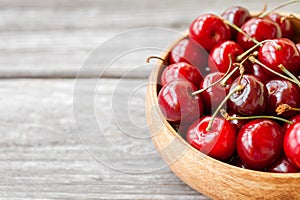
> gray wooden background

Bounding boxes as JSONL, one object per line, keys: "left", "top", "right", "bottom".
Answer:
{"left": 1, "top": 0, "right": 298, "bottom": 199}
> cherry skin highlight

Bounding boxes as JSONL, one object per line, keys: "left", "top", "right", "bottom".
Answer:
{"left": 284, "top": 121, "right": 300, "bottom": 169}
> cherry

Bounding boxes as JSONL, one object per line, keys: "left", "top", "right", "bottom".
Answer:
{"left": 284, "top": 121, "right": 300, "bottom": 169}
{"left": 221, "top": 6, "right": 251, "bottom": 38}
{"left": 228, "top": 75, "right": 268, "bottom": 116}
{"left": 226, "top": 110, "right": 248, "bottom": 132}
{"left": 228, "top": 154, "right": 249, "bottom": 169}
{"left": 266, "top": 79, "right": 300, "bottom": 118}
{"left": 161, "top": 62, "right": 203, "bottom": 87}
{"left": 258, "top": 38, "right": 300, "bottom": 76}
{"left": 237, "top": 17, "right": 282, "bottom": 50}
{"left": 246, "top": 63, "right": 271, "bottom": 83}
{"left": 268, "top": 156, "right": 299, "bottom": 173}
{"left": 237, "top": 119, "right": 284, "bottom": 170}
{"left": 169, "top": 38, "right": 209, "bottom": 75}
{"left": 283, "top": 114, "right": 300, "bottom": 131}
{"left": 200, "top": 72, "right": 232, "bottom": 114}
{"left": 208, "top": 40, "right": 244, "bottom": 78}
{"left": 267, "top": 13, "right": 294, "bottom": 39}
{"left": 189, "top": 14, "right": 231, "bottom": 52}
{"left": 296, "top": 43, "right": 300, "bottom": 54}
{"left": 158, "top": 79, "right": 203, "bottom": 122}
{"left": 186, "top": 116, "right": 236, "bottom": 160}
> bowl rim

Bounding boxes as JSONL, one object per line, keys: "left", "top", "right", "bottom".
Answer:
{"left": 149, "top": 12, "right": 300, "bottom": 178}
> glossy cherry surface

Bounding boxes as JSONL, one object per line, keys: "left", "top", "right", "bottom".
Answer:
{"left": 228, "top": 75, "right": 267, "bottom": 116}
{"left": 161, "top": 62, "right": 203, "bottom": 87}
{"left": 200, "top": 72, "right": 232, "bottom": 114}
{"left": 284, "top": 121, "right": 300, "bottom": 168}
{"left": 283, "top": 114, "right": 300, "bottom": 131}
{"left": 169, "top": 38, "right": 209, "bottom": 75}
{"left": 258, "top": 38, "right": 300, "bottom": 75}
{"left": 208, "top": 40, "right": 244, "bottom": 78}
{"left": 186, "top": 116, "right": 236, "bottom": 160}
{"left": 268, "top": 156, "right": 299, "bottom": 173}
{"left": 189, "top": 14, "right": 231, "bottom": 52}
{"left": 158, "top": 79, "right": 203, "bottom": 122}
{"left": 246, "top": 63, "right": 271, "bottom": 83}
{"left": 237, "top": 17, "right": 282, "bottom": 50}
{"left": 221, "top": 6, "right": 251, "bottom": 38}
{"left": 266, "top": 79, "right": 300, "bottom": 118}
{"left": 237, "top": 119, "right": 284, "bottom": 170}
{"left": 267, "top": 13, "right": 294, "bottom": 39}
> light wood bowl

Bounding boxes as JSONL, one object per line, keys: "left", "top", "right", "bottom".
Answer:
{"left": 146, "top": 13, "right": 300, "bottom": 200}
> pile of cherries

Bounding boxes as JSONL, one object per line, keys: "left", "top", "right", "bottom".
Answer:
{"left": 155, "top": 3, "right": 300, "bottom": 172}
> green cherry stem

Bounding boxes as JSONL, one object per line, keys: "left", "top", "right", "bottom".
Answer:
{"left": 222, "top": 18, "right": 260, "bottom": 45}
{"left": 278, "top": 64, "right": 300, "bottom": 87}
{"left": 259, "top": 0, "right": 299, "bottom": 18}
{"left": 192, "top": 54, "right": 233, "bottom": 96}
{"left": 236, "top": 39, "right": 281, "bottom": 62}
{"left": 220, "top": 109, "right": 293, "bottom": 124}
{"left": 248, "top": 56, "right": 298, "bottom": 84}
{"left": 206, "top": 84, "right": 245, "bottom": 131}
{"left": 146, "top": 56, "right": 168, "bottom": 66}
{"left": 276, "top": 104, "right": 300, "bottom": 115}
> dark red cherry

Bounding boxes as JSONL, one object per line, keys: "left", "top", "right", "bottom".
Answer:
{"left": 158, "top": 79, "right": 203, "bottom": 123}
{"left": 208, "top": 41, "right": 244, "bottom": 78}
{"left": 221, "top": 6, "right": 251, "bottom": 38}
{"left": 246, "top": 63, "right": 271, "bottom": 83}
{"left": 266, "top": 79, "right": 300, "bottom": 118}
{"left": 237, "top": 119, "right": 284, "bottom": 170}
{"left": 169, "top": 38, "right": 209, "bottom": 75}
{"left": 186, "top": 116, "right": 236, "bottom": 161}
{"left": 284, "top": 121, "right": 300, "bottom": 169}
{"left": 237, "top": 18, "right": 282, "bottom": 50}
{"left": 228, "top": 75, "right": 268, "bottom": 116}
{"left": 228, "top": 154, "right": 249, "bottom": 169}
{"left": 268, "top": 156, "right": 299, "bottom": 173}
{"left": 189, "top": 14, "right": 231, "bottom": 52}
{"left": 267, "top": 13, "right": 294, "bottom": 39}
{"left": 200, "top": 72, "right": 232, "bottom": 114}
{"left": 161, "top": 62, "right": 203, "bottom": 87}
{"left": 258, "top": 38, "right": 300, "bottom": 75}
{"left": 283, "top": 114, "right": 300, "bottom": 131}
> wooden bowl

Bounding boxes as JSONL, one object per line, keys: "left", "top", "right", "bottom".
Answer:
{"left": 146, "top": 13, "right": 300, "bottom": 200}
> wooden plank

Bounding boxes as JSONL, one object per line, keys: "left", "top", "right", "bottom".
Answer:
{"left": 0, "top": 0, "right": 297, "bottom": 78}
{"left": 0, "top": 78, "right": 209, "bottom": 199}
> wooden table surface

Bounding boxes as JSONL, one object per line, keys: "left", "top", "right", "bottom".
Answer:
{"left": 1, "top": 0, "right": 299, "bottom": 199}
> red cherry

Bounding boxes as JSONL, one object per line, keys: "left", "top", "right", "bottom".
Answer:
{"left": 200, "top": 72, "right": 232, "bottom": 114}
{"left": 283, "top": 114, "right": 300, "bottom": 131}
{"left": 267, "top": 13, "right": 294, "bottom": 39}
{"left": 237, "top": 119, "right": 284, "bottom": 170}
{"left": 186, "top": 116, "right": 236, "bottom": 161}
{"left": 258, "top": 38, "right": 300, "bottom": 75}
{"left": 169, "top": 38, "right": 209, "bottom": 75}
{"left": 296, "top": 43, "right": 300, "bottom": 53}
{"left": 221, "top": 6, "right": 251, "bottom": 38}
{"left": 158, "top": 79, "right": 203, "bottom": 123}
{"left": 226, "top": 111, "right": 248, "bottom": 132}
{"left": 268, "top": 156, "right": 299, "bottom": 173}
{"left": 228, "top": 154, "right": 249, "bottom": 169}
{"left": 189, "top": 14, "right": 231, "bottom": 52}
{"left": 246, "top": 63, "right": 272, "bottom": 83}
{"left": 228, "top": 75, "right": 268, "bottom": 116}
{"left": 284, "top": 121, "right": 300, "bottom": 169}
{"left": 237, "top": 18, "right": 282, "bottom": 50}
{"left": 208, "top": 40, "right": 244, "bottom": 78}
{"left": 161, "top": 62, "right": 203, "bottom": 87}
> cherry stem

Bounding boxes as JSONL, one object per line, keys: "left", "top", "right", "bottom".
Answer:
{"left": 192, "top": 54, "right": 233, "bottom": 96}
{"left": 248, "top": 56, "right": 298, "bottom": 84}
{"left": 146, "top": 56, "right": 168, "bottom": 66}
{"left": 220, "top": 109, "right": 293, "bottom": 124}
{"left": 219, "top": 65, "right": 239, "bottom": 86}
{"left": 206, "top": 84, "right": 245, "bottom": 131}
{"left": 253, "top": 4, "right": 267, "bottom": 17}
{"left": 276, "top": 104, "right": 300, "bottom": 115}
{"left": 278, "top": 64, "right": 300, "bottom": 87}
{"left": 222, "top": 18, "right": 260, "bottom": 45}
{"left": 236, "top": 39, "right": 281, "bottom": 62}
{"left": 259, "top": 0, "right": 299, "bottom": 18}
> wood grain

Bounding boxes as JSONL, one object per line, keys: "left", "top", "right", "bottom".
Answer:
{"left": 1, "top": 0, "right": 298, "bottom": 78}
{"left": 0, "top": 78, "right": 209, "bottom": 199}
